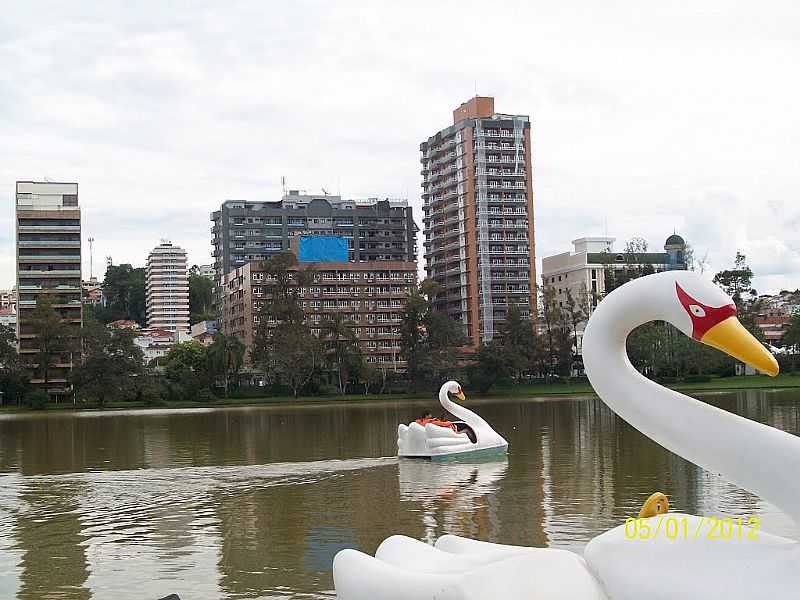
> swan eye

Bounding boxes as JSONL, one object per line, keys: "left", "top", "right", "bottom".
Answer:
{"left": 689, "top": 304, "right": 706, "bottom": 318}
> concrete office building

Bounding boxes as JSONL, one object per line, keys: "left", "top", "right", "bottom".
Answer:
{"left": 145, "top": 241, "right": 189, "bottom": 334}
{"left": 421, "top": 96, "right": 536, "bottom": 345}
{"left": 210, "top": 191, "right": 417, "bottom": 302}
{"left": 15, "top": 181, "right": 82, "bottom": 399}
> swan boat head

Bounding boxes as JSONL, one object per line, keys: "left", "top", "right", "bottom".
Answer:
{"left": 441, "top": 380, "right": 466, "bottom": 402}
{"left": 650, "top": 272, "right": 777, "bottom": 376}
{"left": 638, "top": 491, "right": 669, "bottom": 518}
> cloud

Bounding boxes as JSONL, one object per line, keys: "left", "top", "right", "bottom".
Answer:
{"left": 1, "top": 0, "right": 799, "bottom": 296}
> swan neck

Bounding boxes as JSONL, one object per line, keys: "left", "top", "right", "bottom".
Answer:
{"left": 583, "top": 273, "right": 800, "bottom": 527}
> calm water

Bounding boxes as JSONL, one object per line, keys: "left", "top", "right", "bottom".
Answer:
{"left": 1, "top": 390, "right": 799, "bottom": 599}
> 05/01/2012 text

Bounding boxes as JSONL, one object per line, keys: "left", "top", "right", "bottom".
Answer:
{"left": 624, "top": 516, "right": 761, "bottom": 542}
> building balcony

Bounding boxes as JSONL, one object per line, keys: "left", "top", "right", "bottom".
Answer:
{"left": 18, "top": 270, "right": 81, "bottom": 278}
{"left": 18, "top": 256, "right": 81, "bottom": 262}
{"left": 17, "top": 240, "right": 81, "bottom": 247}
{"left": 17, "top": 226, "right": 81, "bottom": 233}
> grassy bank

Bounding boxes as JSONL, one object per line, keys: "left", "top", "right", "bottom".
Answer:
{"left": 2, "top": 373, "right": 799, "bottom": 413}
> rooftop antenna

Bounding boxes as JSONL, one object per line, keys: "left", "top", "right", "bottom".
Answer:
{"left": 281, "top": 176, "right": 287, "bottom": 197}
{"left": 88, "top": 236, "right": 95, "bottom": 279}
{"left": 322, "top": 187, "right": 328, "bottom": 195}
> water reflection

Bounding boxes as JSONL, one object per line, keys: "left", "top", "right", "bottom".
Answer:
{"left": 16, "top": 478, "right": 91, "bottom": 600}
{"left": 398, "top": 458, "right": 508, "bottom": 543}
{"left": 0, "top": 389, "right": 798, "bottom": 598}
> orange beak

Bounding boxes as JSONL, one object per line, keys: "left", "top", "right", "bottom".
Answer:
{"left": 700, "top": 317, "right": 779, "bottom": 377}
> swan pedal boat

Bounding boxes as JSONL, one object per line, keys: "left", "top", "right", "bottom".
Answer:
{"left": 397, "top": 381, "right": 508, "bottom": 461}
{"left": 336, "top": 271, "right": 800, "bottom": 599}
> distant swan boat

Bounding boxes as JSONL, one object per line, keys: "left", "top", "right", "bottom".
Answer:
{"left": 397, "top": 381, "right": 508, "bottom": 460}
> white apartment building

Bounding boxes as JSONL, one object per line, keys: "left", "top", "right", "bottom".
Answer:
{"left": 145, "top": 241, "right": 189, "bottom": 334}
{"left": 541, "top": 237, "right": 615, "bottom": 312}
{"left": 196, "top": 264, "right": 215, "bottom": 280}
{"left": 0, "top": 288, "right": 17, "bottom": 313}
{"left": 541, "top": 234, "right": 688, "bottom": 356}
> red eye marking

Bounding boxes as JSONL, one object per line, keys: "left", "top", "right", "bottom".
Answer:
{"left": 676, "top": 283, "right": 736, "bottom": 340}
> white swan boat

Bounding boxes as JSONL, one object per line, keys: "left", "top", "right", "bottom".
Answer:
{"left": 397, "top": 381, "right": 508, "bottom": 461}
{"left": 335, "top": 271, "right": 798, "bottom": 600}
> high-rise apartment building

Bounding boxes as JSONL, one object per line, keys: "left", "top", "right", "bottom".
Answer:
{"left": 210, "top": 191, "right": 417, "bottom": 301}
{"left": 220, "top": 250, "right": 417, "bottom": 371}
{"left": 145, "top": 241, "right": 189, "bottom": 334}
{"left": 421, "top": 96, "right": 536, "bottom": 345}
{"left": 15, "top": 181, "right": 82, "bottom": 398}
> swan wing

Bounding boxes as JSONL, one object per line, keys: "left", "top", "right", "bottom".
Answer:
{"left": 376, "top": 535, "right": 516, "bottom": 573}
{"left": 424, "top": 423, "right": 474, "bottom": 455}
{"left": 398, "top": 422, "right": 429, "bottom": 456}
{"left": 334, "top": 545, "right": 607, "bottom": 600}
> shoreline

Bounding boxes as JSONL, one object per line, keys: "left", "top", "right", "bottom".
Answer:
{"left": 1, "top": 374, "right": 798, "bottom": 415}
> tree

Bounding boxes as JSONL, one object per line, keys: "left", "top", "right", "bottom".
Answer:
{"left": 564, "top": 284, "right": 590, "bottom": 362}
{"left": 784, "top": 314, "right": 800, "bottom": 372}
{"left": 624, "top": 237, "right": 649, "bottom": 254}
{"left": 28, "top": 295, "right": 73, "bottom": 390}
{"left": 189, "top": 267, "right": 215, "bottom": 324}
{"left": 0, "top": 324, "right": 27, "bottom": 406}
{"left": 321, "top": 313, "right": 361, "bottom": 395}
{"left": 467, "top": 340, "right": 509, "bottom": 393}
{"left": 604, "top": 237, "right": 656, "bottom": 293}
{"left": 398, "top": 286, "right": 428, "bottom": 386}
{"left": 399, "top": 280, "right": 465, "bottom": 391}
{"left": 99, "top": 264, "right": 146, "bottom": 324}
{"left": 539, "top": 285, "right": 560, "bottom": 379}
{"left": 269, "top": 323, "right": 321, "bottom": 397}
{"left": 713, "top": 252, "right": 755, "bottom": 308}
{"left": 496, "top": 304, "right": 536, "bottom": 382}
{"left": 71, "top": 317, "right": 145, "bottom": 406}
{"left": 163, "top": 341, "right": 210, "bottom": 398}
{"left": 206, "top": 332, "right": 245, "bottom": 398}
{"left": 713, "top": 252, "right": 763, "bottom": 346}
{"left": 250, "top": 253, "right": 320, "bottom": 395}
{"left": 356, "top": 361, "right": 386, "bottom": 395}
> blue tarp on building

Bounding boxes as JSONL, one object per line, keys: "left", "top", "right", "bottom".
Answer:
{"left": 298, "top": 236, "right": 349, "bottom": 262}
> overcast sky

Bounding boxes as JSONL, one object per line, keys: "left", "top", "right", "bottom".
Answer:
{"left": 2, "top": 1, "right": 799, "bottom": 294}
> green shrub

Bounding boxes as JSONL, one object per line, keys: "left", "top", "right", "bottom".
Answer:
{"left": 682, "top": 374, "right": 712, "bottom": 383}
{"left": 26, "top": 390, "right": 49, "bottom": 410}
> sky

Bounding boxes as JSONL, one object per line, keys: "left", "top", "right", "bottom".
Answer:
{"left": 1, "top": 1, "right": 799, "bottom": 294}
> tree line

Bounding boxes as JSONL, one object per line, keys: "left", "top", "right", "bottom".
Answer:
{"left": 1, "top": 247, "right": 796, "bottom": 407}
{"left": 0, "top": 293, "right": 246, "bottom": 408}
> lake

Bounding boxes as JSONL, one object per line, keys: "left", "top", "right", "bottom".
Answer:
{"left": 1, "top": 389, "right": 798, "bottom": 599}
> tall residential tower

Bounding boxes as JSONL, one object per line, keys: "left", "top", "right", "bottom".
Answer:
{"left": 421, "top": 97, "right": 536, "bottom": 344}
{"left": 145, "top": 241, "right": 189, "bottom": 334}
{"left": 15, "top": 181, "right": 82, "bottom": 399}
